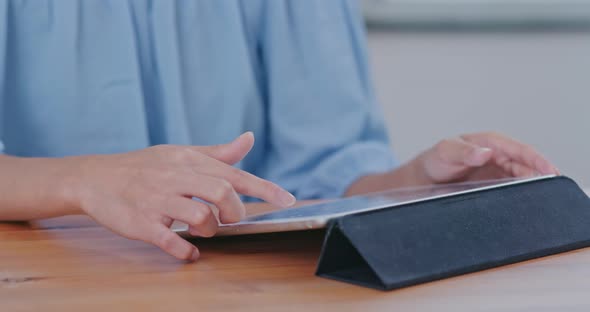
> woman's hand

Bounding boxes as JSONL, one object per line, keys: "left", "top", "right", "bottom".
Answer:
{"left": 347, "top": 132, "right": 559, "bottom": 195}
{"left": 408, "top": 132, "right": 559, "bottom": 184}
{"left": 67, "top": 132, "right": 295, "bottom": 261}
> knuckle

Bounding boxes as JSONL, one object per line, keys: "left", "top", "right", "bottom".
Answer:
{"left": 193, "top": 205, "right": 213, "bottom": 226}
{"left": 231, "top": 168, "right": 248, "bottom": 181}
{"left": 154, "top": 230, "right": 176, "bottom": 252}
{"left": 212, "top": 179, "right": 234, "bottom": 202}
{"left": 151, "top": 145, "right": 192, "bottom": 163}
{"left": 152, "top": 145, "right": 195, "bottom": 163}
{"left": 151, "top": 144, "right": 175, "bottom": 154}
{"left": 200, "top": 226, "right": 217, "bottom": 238}
{"left": 173, "top": 147, "right": 195, "bottom": 163}
{"left": 190, "top": 221, "right": 218, "bottom": 238}
{"left": 188, "top": 226, "right": 203, "bottom": 237}
{"left": 229, "top": 169, "right": 249, "bottom": 189}
{"left": 154, "top": 230, "right": 193, "bottom": 260}
{"left": 179, "top": 247, "right": 194, "bottom": 261}
{"left": 434, "top": 139, "right": 450, "bottom": 153}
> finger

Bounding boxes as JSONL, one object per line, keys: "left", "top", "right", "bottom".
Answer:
{"left": 463, "top": 163, "right": 512, "bottom": 181}
{"left": 171, "top": 133, "right": 296, "bottom": 207}
{"left": 175, "top": 174, "right": 246, "bottom": 224}
{"left": 188, "top": 224, "right": 217, "bottom": 238}
{"left": 434, "top": 138, "right": 494, "bottom": 167}
{"left": 505, "top": 161, "right": 538, "bottom": 177}
{"left": 421, "top": 138, "right": 495, "bottom": 183}
{"left": 461, "top": 133, "right": 558, "bottom": 175}
{"left": 164, "top": 197, "right": 218, "bottom": 237}
{"left": 191, "top": 157, "right": 296, "bottom": 208}
{"left": 191, "top": 132, "right": 255, "bottom": 165}
{"left": 493, "top": 154, "right": 539, "bottom": 178}
{"left": 152, "top": 225, "right": 200, "bottom": 261}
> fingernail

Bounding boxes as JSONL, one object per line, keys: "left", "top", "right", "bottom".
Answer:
{"left": 279, "top": 191, "right": 296, "bottom": 207}
{"left": 468, "top": 147, "right": 492, "bottom": 166}
{"left": 475, "top": 147, "right": 493, "bottom": 156}
{"left": 235, "top": 132, "right": 252, "bottom": 141}
{"left": 190, "top": 249, "right": 200, "bottom": 261}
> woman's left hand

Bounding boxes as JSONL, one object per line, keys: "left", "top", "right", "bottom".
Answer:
{"left": 411, "top": 132, "right": 560, "bottom": 184}
{"left": 346, "top": 132, "right": 560, "bottom": 196}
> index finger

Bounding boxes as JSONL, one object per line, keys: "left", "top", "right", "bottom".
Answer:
{"left": 193, "top": 156, "right": 296, "bottom": 208}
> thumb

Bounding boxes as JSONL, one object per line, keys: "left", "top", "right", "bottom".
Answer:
{"left": 193, "top": 132, "right": 255, "bottom": 165}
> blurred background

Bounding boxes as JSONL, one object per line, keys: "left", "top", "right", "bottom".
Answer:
{"left": 362, "top": 0, "right": 590, "bottom": 186}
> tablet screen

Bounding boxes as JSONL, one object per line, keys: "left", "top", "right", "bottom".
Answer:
{"left": 174, "top": 175, "right": 555, "bottom": 236}
{"left": 242, "top": 175, "right": 554, "bottom": 224}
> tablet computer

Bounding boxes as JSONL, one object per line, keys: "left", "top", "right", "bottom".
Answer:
{"left": 175, "top": 175, "right": 556, "bottom": 237}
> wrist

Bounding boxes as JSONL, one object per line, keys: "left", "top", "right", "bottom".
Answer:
{"left": 47, "top": 157, "right": 86, "bottom": 216}
{"left": 0, "top": 155, "right": 88, "bottom": 220}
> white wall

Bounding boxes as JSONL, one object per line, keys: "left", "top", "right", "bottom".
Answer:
{"left": 367, "top": 30, "right": 590, "bottom": 187}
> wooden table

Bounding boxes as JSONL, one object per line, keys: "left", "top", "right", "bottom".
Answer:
{"left": 2, "top": 189, "right": 590, "bottom": 311}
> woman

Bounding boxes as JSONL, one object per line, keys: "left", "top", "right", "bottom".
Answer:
{"left": 0, "top": 0, "right": 558, "bottom": 261}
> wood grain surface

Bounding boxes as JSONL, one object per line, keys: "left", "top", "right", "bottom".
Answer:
{"left": 1, "top": 190, "right": 589, "bottom": 311}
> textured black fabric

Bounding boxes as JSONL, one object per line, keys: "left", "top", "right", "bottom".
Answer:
{"left": 316, "top": 176, "right": 590, "bottom": 290}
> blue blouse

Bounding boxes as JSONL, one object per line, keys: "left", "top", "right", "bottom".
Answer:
{"left": 0, "top": 0, "right": 396, "bottom": 199}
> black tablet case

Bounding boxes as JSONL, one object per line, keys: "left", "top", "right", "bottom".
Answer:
{"left": 316, "top": 176, "right": 590, "bottom": 290}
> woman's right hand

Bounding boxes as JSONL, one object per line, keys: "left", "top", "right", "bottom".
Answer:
{"left": 61, "top": 132, "right": 295, "bottom": 261}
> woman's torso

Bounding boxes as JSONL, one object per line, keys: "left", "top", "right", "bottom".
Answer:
{"left": 0, "top": 0, "right": 267, "bottom": 162}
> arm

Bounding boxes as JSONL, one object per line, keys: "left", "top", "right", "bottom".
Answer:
{"left": 0, "top": 133, "right": 296, "bottom": 260}
{"left": 0, "top": 155, "right": 79, "bottom": 220}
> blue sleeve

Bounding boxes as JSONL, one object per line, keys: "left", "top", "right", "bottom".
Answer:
{"left": 257, "top": 0, "right": 398, "bottom": 199}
